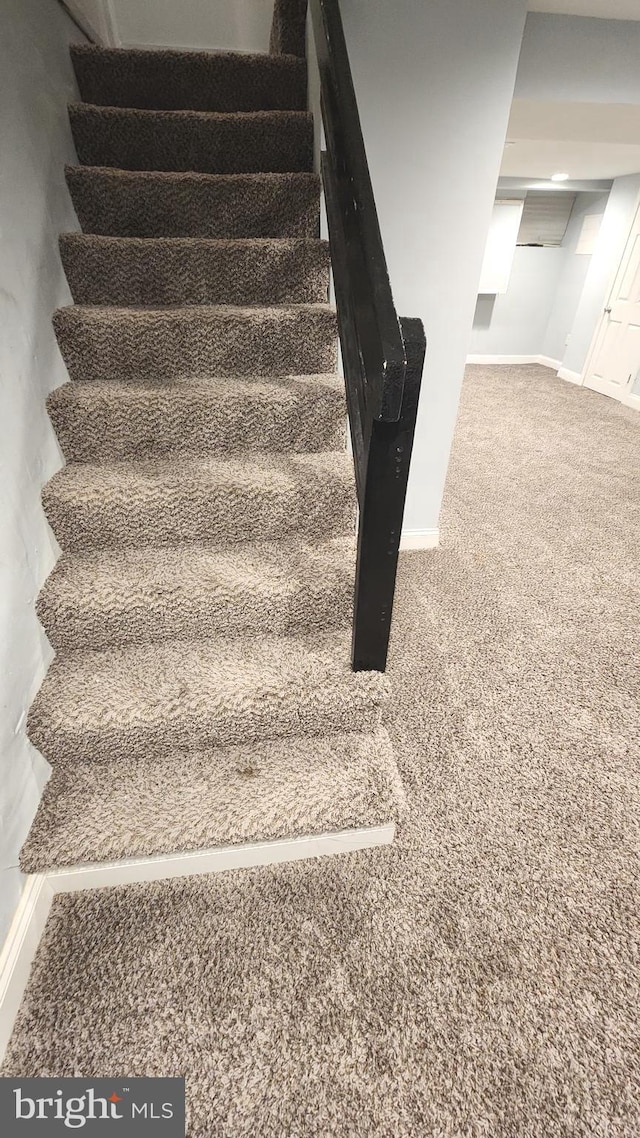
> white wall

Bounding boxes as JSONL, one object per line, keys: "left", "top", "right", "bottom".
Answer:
{"left": 516, "top": 13, "right": 640, "bottom": 104}
{"left": 0, "top": 0, "right": 82, "bottom": 946}
{"left": 563, "top": 174, "right": 640, "bottom": 376}
{"left": 110, "top": 0, "right": 273, "bottom": 52}
{"left": 339, "top": 0, "right": 528, "bottom": 537}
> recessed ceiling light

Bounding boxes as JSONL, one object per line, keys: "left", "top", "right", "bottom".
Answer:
{"left": 551, "top": 172, "right": 570, "bottom": 182}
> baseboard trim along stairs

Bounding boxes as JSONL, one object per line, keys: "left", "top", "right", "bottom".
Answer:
{"left": 399, "top": 528, "right": 439, "bottom": 551}
{"left": 0, "top": 820, "right": 394, "bottom": 1063}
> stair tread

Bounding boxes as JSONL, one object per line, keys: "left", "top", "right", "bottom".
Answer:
{"left": 56, "top": 300, "right": 334, "bottom": 316}
{"left": 71, "top": 103, "right": 312, "bottom": 122}
{"left": 70, "top": 43, "right": 307, "bottom": 113}
{"left": 48, "top": 372, "right": 345, "bottom": 460}
{"left": 28, "top": 630, "right": 389, "bottom": 764}
{"left": 53, "top": 303, "right": 338, "bottom": 382}
{"left": 65, "top": 166, "right": 321, "bottom": 239}
{"left": 20, "top": 727, "right": 404, "bottom": 872}
{"left": 39, "top": 535, "right": 355, "bottom": 607}
{"left": 59, "top": 234, "right": 331, "bottom": 306}
{"left": 69, "top": 103, "right": 314, "bottom": 175}
{"left": 66, "top": 166, "right": 319, "bottom": 184}
{"left": 42, "top": 449, "right": 355, "bottom": 552}
{"left": 72, "top": 43, "right": 305, "bottom": 66}
{"left": 48, "top": 372, "right": 343, "bottom": 408}
{"left": 61, "top": 234, "right": 328, "bottom": 248}
{"left": 45, "top": 448, "right": 352, "bottom": 499}
{"left": 38, "top": 535, "right": 355, "bottom": 649}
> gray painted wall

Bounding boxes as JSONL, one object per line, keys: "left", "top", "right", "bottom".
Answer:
{"left": 0, "top": 0, "right": 82, "bottom": 946}
{"left": 340, "top": 0, "right": 528, "bottom": 537}
{"left": 542, "top": 193, "right": 608, "bottom": 363}
{"left": 110, "top": 0, "right": 273, "bottom": 51}
{"left": 470, "top": 247, "right": 565, "bottom": 357}
{"left": 472, "top": 10, "right": 640, "bottom": 377}
{"left": 467, "top": 189, "right": 635, "bottom": 372}
{"left": 563, "top": 174, "right": 640, "bottom": 376}
{"left": 516, "top": 13, "right": 640, "bottom": 103}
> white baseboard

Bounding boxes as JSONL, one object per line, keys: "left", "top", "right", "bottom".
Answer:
{"left": 46, "top": 824, "right": 395, "bottom": 893}
{"left": 400, "top": 529, "right": 439, "bottom": 551}
{"left": 0, "top": 822, "right": 394, "bottom": 1062}
{"left": 0, "top": 876, "right": 53, "bottom": 1062}
{"left": 558, "top": 367, "right": 583, "bottom": 385}
{"left": 466, "top": 354, "right": 561, "bottom": 370}
{"left": 467, "top": 354, "right": 538, "bottom": 365}
{"left": 622, "top": 390, "right": 640, "bottom": 411}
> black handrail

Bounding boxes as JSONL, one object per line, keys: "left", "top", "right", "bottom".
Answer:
{"left": 300, "top": 0, "right": 426, "bottom": 671}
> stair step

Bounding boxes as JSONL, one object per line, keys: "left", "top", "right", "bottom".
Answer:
{"left": 60, "top": 235, "right": 330, "bottom": 306}
{"left": 20, "top": 727, "right": 403, "bottom": 872}
{"left": 42, "top": 451, "right": 355, "bottom": 552}
{"left": 27, "top": 631, "right": 389, "bottom": 766}
{"left": 70, "top": 43, "right": 307, "bottom": 113}
{"left": 53, "top": 304, "right": 337, "bottom": 382}
{"left": 47, "top": 374, "right": 346, "bottom": 463}
{"left": 65, "top": 167, "right": 321, "bottom": 239}
{"left": 38, "top": 536, "right": 355, "bottom": 651}
{"left": 69, "top": 104, "right": 314, "bottom": 174}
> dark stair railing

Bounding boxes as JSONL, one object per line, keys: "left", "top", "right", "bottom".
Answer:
{"left": 307, "top": 0, "right": 427, "bottom": 672}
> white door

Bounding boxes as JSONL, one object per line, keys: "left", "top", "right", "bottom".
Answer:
{"left": 583, "top": 200, "right": 640, "bottom": 403}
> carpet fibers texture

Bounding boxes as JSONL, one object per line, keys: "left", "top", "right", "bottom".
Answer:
{"left": 64, "top": 168, "right": 322, "bottom": 239}
{"left": 23, "top": 37, "right": 403, "bottom": 871}
{"left": 7, "top": 366, "right": 640, "bottom": 1136}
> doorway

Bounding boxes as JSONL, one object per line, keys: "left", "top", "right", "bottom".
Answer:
{"left": 582, "top": 196, "right": 640, "bottom": 408}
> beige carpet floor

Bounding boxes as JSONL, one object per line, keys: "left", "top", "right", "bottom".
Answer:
{"left": 5, "top": 365, "right": 640, "bottom": 1137}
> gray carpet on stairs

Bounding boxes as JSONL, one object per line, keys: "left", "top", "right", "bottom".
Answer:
{"left": 69, "top": 104, "right": 314, "bottom": 174}
{"left": 23, "top": 37, "right": 404, "bottom": 872}
{"left": 7, "top": 366, "right": 640, "bottom": 1136}
{"left": 60, "top": 235, "right": 331, "bottom": 305}
{"left": 64, "top": 167, "right": 322, "bottom": 238}
{"left": 46, "top": 373, "right": 346, "bottom": 462}
{"left": 52, "top": 304, "right": 338, "bottom": 381}
{"left": 70, "top": 43, "right": 308, "bottom": 112}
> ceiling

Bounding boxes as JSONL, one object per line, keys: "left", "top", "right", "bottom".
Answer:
{"left": 528, "top": 0, "right": 640, "bottom": 19}
{"left": 501, "top": 99, "right": 640, "bottom": 179}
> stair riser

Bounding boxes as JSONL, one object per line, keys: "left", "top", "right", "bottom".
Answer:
{"left": 65, "top": 168, "right": 321, "bottom": 239}
{"left": 71, "top": 45, "right": 307, "bottom": 112}
{"left": 69, "top": 105, "right": 314, "bottom": 175}
{"left": 28, "top": 700, "right": 384, "bottom": 768}
{"left": 38, "top": 574, "right": 353, "bottom": 651}
{"left": 53, "top": 308, "right": 338, "bottom": 382}
{"left": 43, "top": 475, "right": 355, "bottom": 553}
{"left": 48, "top": 386, "right": 346, "bottom": 463}
{"left": 60, "top": 238, "right": 330, "bottom": 306}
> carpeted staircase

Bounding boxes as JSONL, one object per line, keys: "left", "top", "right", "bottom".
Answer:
{"left": 21, "top": 37, "right": 405, "bottom": 872}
